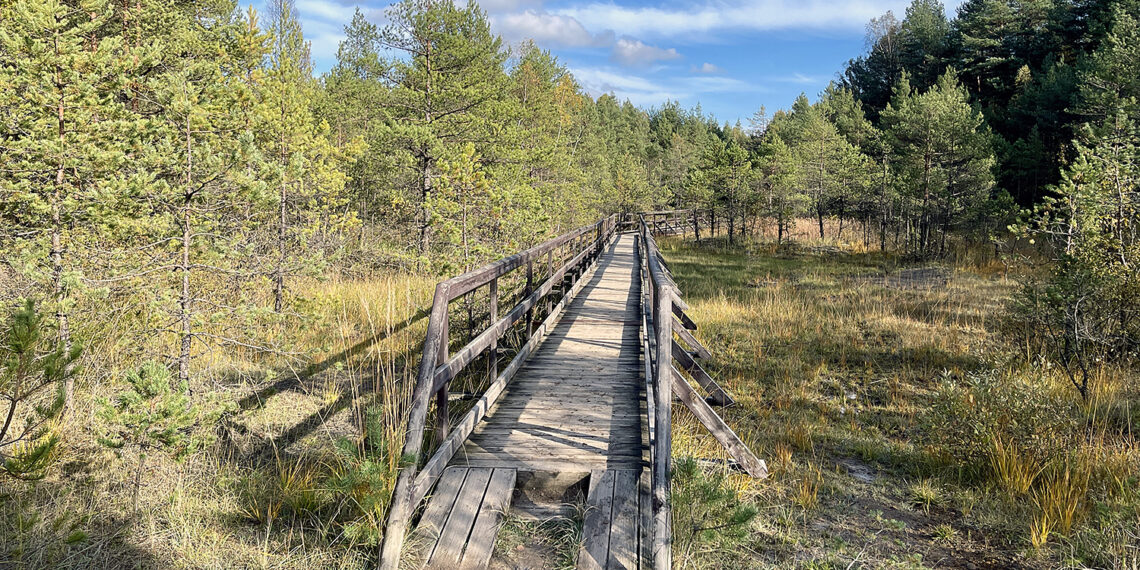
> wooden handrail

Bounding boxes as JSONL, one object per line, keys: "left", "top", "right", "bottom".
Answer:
{"left": 379, "top": 215, "right": 619, "bottom": 569}
{"left": 636, "top": 210, "right": 766, "bottom": 569}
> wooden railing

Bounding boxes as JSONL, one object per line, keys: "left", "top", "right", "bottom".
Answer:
{"left": 378, "top": 210, "right": 763, "bottom": 569}
{"left": 636, "top": 213, "right": 768, "bottom": 569}
{"left": 379, "top": 215, "right": 620, "bottom": 568}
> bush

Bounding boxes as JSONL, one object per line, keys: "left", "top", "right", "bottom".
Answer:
{"left": 926, "top": 370, "right": 1078, "bottom": 482}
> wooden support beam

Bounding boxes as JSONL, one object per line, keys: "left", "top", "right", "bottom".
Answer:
{"left": 673, "top": 319, "right": 712, "bottom": 359}
{"left": 673, "top": 305, "right": 697, "bottom": 330}
{"left": 672, "top": 340, "right": 733, "bottom": 406}
{"left": 670, "top": 365, "right": 767, "bottom": 478}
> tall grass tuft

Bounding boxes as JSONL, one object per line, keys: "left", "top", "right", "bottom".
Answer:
{"left": 988, "top": 434, "right": 1043, "bottom": 498}
{"left": 1030, "top": 456, "right": 1091, "bottom": 547}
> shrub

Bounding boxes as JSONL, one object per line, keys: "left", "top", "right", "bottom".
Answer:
{"left": 926, "top": 369, "right": 1077, "bottom": 482}
{"left": 0, "top": 300, "right": 81, "bottom": 480}
{"left": 672, "top": 457, "right": 759, "bottom": 566}
{"left": 96, "top": 362, "right": 222, "bottom": 511}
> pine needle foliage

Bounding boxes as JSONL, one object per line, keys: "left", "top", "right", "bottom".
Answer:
{"left": 0, "top": 301, "right": 81, "bottom": 480}
{"left": 96, "top": 361, "right": 219, "bottom": 510}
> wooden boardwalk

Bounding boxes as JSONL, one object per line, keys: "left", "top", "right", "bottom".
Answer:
{"left": 420, "top": 235, "right": 653, "bottom": 568}
{"left": 380, "top": 213, "right": 764, "bottom": 570}
{"left": 451, "top": 234, "right": 648, "bottom": 471}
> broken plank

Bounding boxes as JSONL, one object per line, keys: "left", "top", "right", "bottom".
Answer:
{"left": 578, "top": 470, "right": 616, "bottom": 570}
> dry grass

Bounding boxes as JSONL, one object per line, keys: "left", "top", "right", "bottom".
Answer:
{"left": 1, "top": 272, "right": 434, "bottom": 568}
{"left": 658, "top": 229, "right": 1140, "bottom": 569}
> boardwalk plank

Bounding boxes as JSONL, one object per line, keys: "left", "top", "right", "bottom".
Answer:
{"left": 427, "top": 468, "right": 492, "bottom": 566}
{"left": 458, "top": 468, "right": 516, "bottom": 569}
{"left": 607, "top": 470, "right": 640, "bottom": 569}
{"left": 578, "top": 470, "right": 616, "bottom": 569}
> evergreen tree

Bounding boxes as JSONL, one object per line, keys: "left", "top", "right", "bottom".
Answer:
{"left": 259, "top": 0, "right": 357, "bottom": 312}
{"left": 377, "top": 0, "right": 513, "bottom": 260}
{"left": 0, "top": 301, "right": 81, "bottom": 480}
{"left": 882, "top": 70, "right": 997, "bottom": 255}
{"left": 1015, "top": 109, "right": 1139, "bottom": 399}
{"left": 0, "top": 0, "right": 131, "bottom": 410}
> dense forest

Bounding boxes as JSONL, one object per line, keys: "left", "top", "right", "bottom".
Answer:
{"left": 1, "top": 0, "right": 1138, "bottom": 567}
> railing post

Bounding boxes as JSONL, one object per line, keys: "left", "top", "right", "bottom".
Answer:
{"left": 434, "top": 310, "right": 450, "bottom": 445}
{"left": 488, "top": 277, "right": 498, "bottom": 381}
{"left": 653, "top": 284, "right": 673, "bottom": 569}
{"left": 525, "top": 259, "right": 534, "bottom": 338}
{"left": 547, "top": 249, "right": 556, "bottom": 316}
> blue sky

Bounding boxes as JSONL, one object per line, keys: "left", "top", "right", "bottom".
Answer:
{"left": 251, "top": 0, "right": 962, "bottom": 125}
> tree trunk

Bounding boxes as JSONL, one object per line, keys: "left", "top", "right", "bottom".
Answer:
{"left": 53, "top": 66, "right": 73, "bottom": 414}
{"left": 274, "top": 166, "right": 286, "bottom": 313}
{"left": 178, "top": 113, "right": 193, "bottom": 388}
{"left": 418, "top": 39, "right": 435, "bottom": 256}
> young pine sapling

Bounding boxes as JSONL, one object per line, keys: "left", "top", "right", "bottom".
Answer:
{"left": 0, "top": 300, "right": 81, "bottom": 480}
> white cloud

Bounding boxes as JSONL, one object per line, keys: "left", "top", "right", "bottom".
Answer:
{"left": 476, "top": 0, "right": 542, "bottom": 12}
{"left": 772, "top": 72, "right": 824, "bottom": 84}
{"left": 492, "top": 10, "right": 606, "bottom": 47}
{"left": 555, "top": 1, "right": 927, "bottom": 39}
{"left": 571, "top": 66, "right": 760, "bottom": 108}
{"left": 692, "top": 62, "right": 722, "bottom": 74}
{"left": 610, "top": 38, "right": 680, "bottom": 66}
{"left": 295, "top": 0, "right": 354, "bottom": 22}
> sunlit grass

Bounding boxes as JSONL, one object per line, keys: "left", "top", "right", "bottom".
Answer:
{"left": 660, "top": 232, "right": 1139, "bottom": 568}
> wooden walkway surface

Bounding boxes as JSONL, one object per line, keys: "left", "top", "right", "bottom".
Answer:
{"left": 420, "top": 234, "right": 652, "bottom": 568}
{"left": 452, "top": 233, "right": 648, "bottom": 471}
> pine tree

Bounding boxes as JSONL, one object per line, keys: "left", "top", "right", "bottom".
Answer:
{"left": 0, "top": 301, "right": 81, "bottom": 480}
{"left": 133, "top": 5, "right": 268, "bottom": 384}
{"left": 377, "top": 0, "right": 513, "bottom": 259}
{"left": 1015, "top": 109, "right": 1139, "bottom": 399}
{"left": 259, "top": 0, "right": 358, "bottom": 313}
{"left": 755, "top": 135, "right": 808, "bottom": 244}
{"left": 97, "top": 361, "right": 212, "bottom": 511}
{"left": 0, "top": 0, "right": 132, "bottom": 410}
{"left": 882, "top": 70, "right": 996, "bottom": 255}
{"left": 320, "top": 9, "right": 389, "bottom": 239}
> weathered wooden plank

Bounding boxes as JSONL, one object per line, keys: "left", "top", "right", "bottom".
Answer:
{"left": 417, "top": 467, "right": 468, "bottom": 539}
{"left": 672, "top": 340, "right": 734, "bottom": 406}
{"left": 673, "top": 305, "right": 697, "bottom": 330}
{"left": 458, "top": 468, "right": 516, "bottom": 569}
{"left": 638, "top": 468, "right": 653, "bottom": 568}
{"left": 670, "top": 366, "right": 768, "bottom": 479}
{"left": 608, "top": 470, "right": 640, "bottom": 569}
{"left": 578, "top": 470, "right": 616, "bottom": 569}
{"left": 672, "top": 319, "right": 712, "bottom": 359}
{"left": 428, "top": 468, "right": 493, "bottom": 566}
{"left": 451, "top": 458, "right": 646, "bottom": 470}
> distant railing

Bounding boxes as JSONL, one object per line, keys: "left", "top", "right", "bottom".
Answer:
{"left": 379, "top": 215, "right": 620, "bottom": 568}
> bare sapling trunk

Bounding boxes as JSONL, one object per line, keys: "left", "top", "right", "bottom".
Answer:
{"left": 53, "top": 45, "right": 74, "bottom": 414}
{"left": 274, "top": 157, "right": 286, "bottom": 313}
{"left": 178, "top": 110, "right": 193, "bottom": 388}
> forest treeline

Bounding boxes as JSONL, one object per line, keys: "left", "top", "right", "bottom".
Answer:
{"left": 1, "top": 0, "right": 1137, "bottom": 454}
